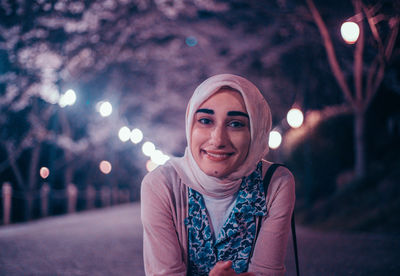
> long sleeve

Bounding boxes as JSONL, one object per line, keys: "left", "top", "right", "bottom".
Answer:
{"left": 141, "top": 167, "right": 187, "bottom": 276}
{"left": 248, "top": 166, "right": 296, "bottom": 276}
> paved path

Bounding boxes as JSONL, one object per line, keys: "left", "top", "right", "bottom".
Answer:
{"left": 0, "top": 203, "right": 399, "bottom": 275}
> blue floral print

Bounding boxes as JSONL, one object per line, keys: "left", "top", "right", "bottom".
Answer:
{"left": 185, "top": 162, "right": 267, "bottom": 276}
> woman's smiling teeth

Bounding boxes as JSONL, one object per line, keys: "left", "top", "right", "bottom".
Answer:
{"left": 202, "top": 150, "right": 233, "bottom": 161}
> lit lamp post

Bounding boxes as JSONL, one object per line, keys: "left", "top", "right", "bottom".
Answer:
{"left": 39, "top": 167, "right": 50, "bottom": 217}
{"left": 340, "top": 21, "right": 360, "bottom": 44}
{"left": 51, "top": 89, "right": 77, "bottom": 216}
{"left": 99, "top": 160, "right": 112, "bottom": 207}
{"left": 269, "top": 130, "right": 282, "bottom": 150}
{"left": 130, "top": 128, "right": 143, "bottom": 144}
{"left": 58, "top": 89, "right": 77, "bottom": 107}
{"left": 99, "top": 160, "right": 112, "bottom": 175}
{"left": 146, "top": 160, "right": 158, "bottom": 172}
{"left": 142, "top": 141, "right": 158, "bottom": 172}
{"left": 97, "top": 101, "right": 113, "bottom": 117}
{"left": 287, "top": 108, "right": 304, "bottom": 129}
{"left": 142, "top": 141, "right": 156, "bottom": 157}
{"left": 118, "top": 126, "right": 131, "bottom": 142}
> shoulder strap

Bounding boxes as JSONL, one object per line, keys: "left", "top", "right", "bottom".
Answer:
{"left": 255, "top": 163, "right": 280, "bottom": 239}
{"left": 256, "top": 163, "right": 300, "bottom": 276}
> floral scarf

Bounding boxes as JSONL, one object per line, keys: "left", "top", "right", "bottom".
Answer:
{"left": 185, "top": 162, "right": 267, "bottom": 275}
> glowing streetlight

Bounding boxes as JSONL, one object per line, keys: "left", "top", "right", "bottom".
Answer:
{"left": 58, "top": 89, "right": 76, "bottom": 107}
{"left": 118, "top": 126, "right": 131, "bottom": 142}
{"left": 340, "top": 21, "right": 360, "bottom": 44}
{"left": 150, "top": 150, "right": 163, "bottom": 164}
{"left": 142, "top": 141, "right": 156, "bottom": 157}
{"left": 150, "top": 150, "right": 170, "bottom": 165}
{"left": 157, "top": 153, "right": 170, "bottom": 165}
{"left": 287, "top": 108, "right": 304, "bottom": 128}
{"left": 98, "top": 101, "right": 112, "bottom": 117}
{"left": 130, "top": 128, "right": 143, "bottom": 144}
{"left": 99, "top": 160, "right": 112, "bottom": 174}
{"left": 269, "top": 130, "right": 282, "bottom": 149}
{"left": 146, "top": 160, "right": 159, "bottom": 172}
{"left": 162, "top": 154, "right": 170, "bottom": 164}
{"left": 39, "top": 167, "right": 50, "bottom": 179}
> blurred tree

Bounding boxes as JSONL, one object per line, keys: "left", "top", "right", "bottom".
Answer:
{"left": 0, "top": 0, "right": 295, "bottom": 220}
{"left": 306, "top": 0, "right": 399, "bottom": 179}
{"left": 1, "top": 0, "right": 397, "bottom": 222}
{"left": 0, "top": 0, "right": 306, "bottom": 184}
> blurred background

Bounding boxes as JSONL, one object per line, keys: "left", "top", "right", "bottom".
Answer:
{"left": 0, "top": 0, "right": 399, "bottom": 233}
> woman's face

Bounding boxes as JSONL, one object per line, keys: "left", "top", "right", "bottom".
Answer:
{"left": 190, "top": 89, "right": 251, "bottom": 178}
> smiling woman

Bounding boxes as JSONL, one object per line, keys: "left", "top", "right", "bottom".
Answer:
{"left": 191, "top": 89, "right": 251, "bottom": 178}
{"left": 141, "top": 74, "right": 295, "bottom": 276}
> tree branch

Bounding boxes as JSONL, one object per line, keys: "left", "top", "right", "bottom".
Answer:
{"left": 365, "top": 55, "right": 379, "bottom": 103}
{"left": 5, "top": 142, "right": 25, "bottom": 190}
{"left": 363, "top": 3, "right": 385, "bottom": 56}
{"left": 353, "top": 0, "right": 364, "bottom": 104}
{"left": 385, "top": 17, "right": 399, "bottom": 61}
{"left": 365, "top": 16, "right": 399, "bottom": 108}
{"left": 306, "top": 0, "right": 355, "bottom": 108}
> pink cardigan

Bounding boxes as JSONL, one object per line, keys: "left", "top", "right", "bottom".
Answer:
{"left": 141, "top": 160, "right": 295, "bottom": 276}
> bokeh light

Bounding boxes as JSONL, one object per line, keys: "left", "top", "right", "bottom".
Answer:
{"left": 150, "top": 150, "right": 164, "bottom": 164}
{"left": 146, "top": 160, "right": 159, "bottom": 172}
{"left": 340, "top": 21, "right": 360, "bottom": 44}
{"left": 142, "top": 141, "right": 156, "bottom": 157}
{"left": 118, "top": 126, "right": 131, "bottom": 142}
{"left": 58, "top": 89, "right": 76, "bottom": 107}
{"left": 130, "top": 128, "right": 143, "bottom": 144}
{"left": 269, "top": 130, "right": 282, "bottom": 149}
{"left": 162, "top": 154, "right": 170, "bottom": 164}
{"left": 99, "top": 101, "right": 113, "bottom": 117}
{"left": 185, "top": 36, "right": 198, "bottom": 47}
{"left": 39, "top": 167, "right": 50, "bottom": 179}
{"left": 287, "top": 108, "right": 304, "bottom": 128}
{"left": 99, "top": 160, "right": 112, "bottom": 174}
{"left": 150, "top": 150, "right": 170, "bottom": 165}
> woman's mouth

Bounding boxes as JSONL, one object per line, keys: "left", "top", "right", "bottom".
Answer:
{"left": 202, "top": 150, "right": 233, "bottom": 161}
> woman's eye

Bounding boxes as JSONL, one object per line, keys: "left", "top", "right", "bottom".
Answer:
{"left": 228, "top": 121, "right": 245, "bottom": 128}
{"left": 198, "top": 118, "right": 212, "bottom": 125}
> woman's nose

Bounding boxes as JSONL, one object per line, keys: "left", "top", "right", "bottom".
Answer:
{"left": 210, "top": 126, "right": 227, "bottom": 148}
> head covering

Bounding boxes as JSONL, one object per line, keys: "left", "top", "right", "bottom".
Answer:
{"left": 170, "top": 74, "right": 272, "bottom": 198}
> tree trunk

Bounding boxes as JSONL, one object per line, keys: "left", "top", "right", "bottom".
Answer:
{"left": 25, "top": 144, "right": 41, "bottom": 221}
{"left": 354, "top": 109, "right": 366, "bottom": 179}
{"left": 24, "top": 192, "right": 33, "bottom": 221}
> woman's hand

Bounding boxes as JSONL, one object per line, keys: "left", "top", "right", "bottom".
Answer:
{"left": 209, "top": 261, "right": 255, "bottom": 276}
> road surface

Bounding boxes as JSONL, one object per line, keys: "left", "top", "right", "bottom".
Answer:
{"left": 0, "top": 203, "right": 399, "bottom": 275}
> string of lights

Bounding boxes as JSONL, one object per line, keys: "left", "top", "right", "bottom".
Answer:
{"left": 34, "top": 19, "right": 363, "bottom": 178}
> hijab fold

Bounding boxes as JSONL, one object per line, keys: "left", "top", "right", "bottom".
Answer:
{"left": 170, "top": 74, "right": 271, "bottom": 199}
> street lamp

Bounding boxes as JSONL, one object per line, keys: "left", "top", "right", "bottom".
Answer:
{"left": 340, "top": 21, "right": 360, "bottom": 44}
{"left": 130, "top": 128, "right": 143, "bottom": 144}
{"left": 269, "top": 130, "right": 282, "bottom": 149}
{"left": 99, "top": 160, "right": 112, "bottom": 174}
{"left": 150, "top": 149, "right": 170, "bottom": 165}
{"left": 58, "top": 89, "right": 77, "bottom": 107}
{"left": 39, "top": 167, "right": 50, "bottom": 179}
{"left": 151, "top": 150, "right": 164, "bottom": 164}
{"left": 142, "top": 141, "right": 156, "bottom": 157}
{"left": 118, "top": 126, "right": 131, "bottom": 142}
{"left": 287, "top": 108, "right": 304, "bottom": 128}
{"left": 98, "top": 101, "right": 113, "bottom": 117}
{"left": 146, "top": 160, "right": 158, "bottom": 172}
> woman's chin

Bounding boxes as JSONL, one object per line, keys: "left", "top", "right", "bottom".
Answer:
{"left": 201, "top": 166, "right": 230, "bottom": 179}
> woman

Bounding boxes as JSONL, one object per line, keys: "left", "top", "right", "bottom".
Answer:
{"left": 141, "top": 74, "right": 295, "bottom": 276}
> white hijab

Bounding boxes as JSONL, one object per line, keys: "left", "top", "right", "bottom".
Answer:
{"left": 170, "top": 74, "right": 272, "bottom": 199}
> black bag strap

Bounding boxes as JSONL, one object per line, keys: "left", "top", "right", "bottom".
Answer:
{"left": 256, "top": 163, "right": 300, "bottom": 276}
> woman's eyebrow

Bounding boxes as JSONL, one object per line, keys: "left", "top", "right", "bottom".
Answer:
{"left": 227, "top": 111, "right": 249, "bottom": 118}
{"left": 196, "top": 108, "right": 214, "bottom": 114}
